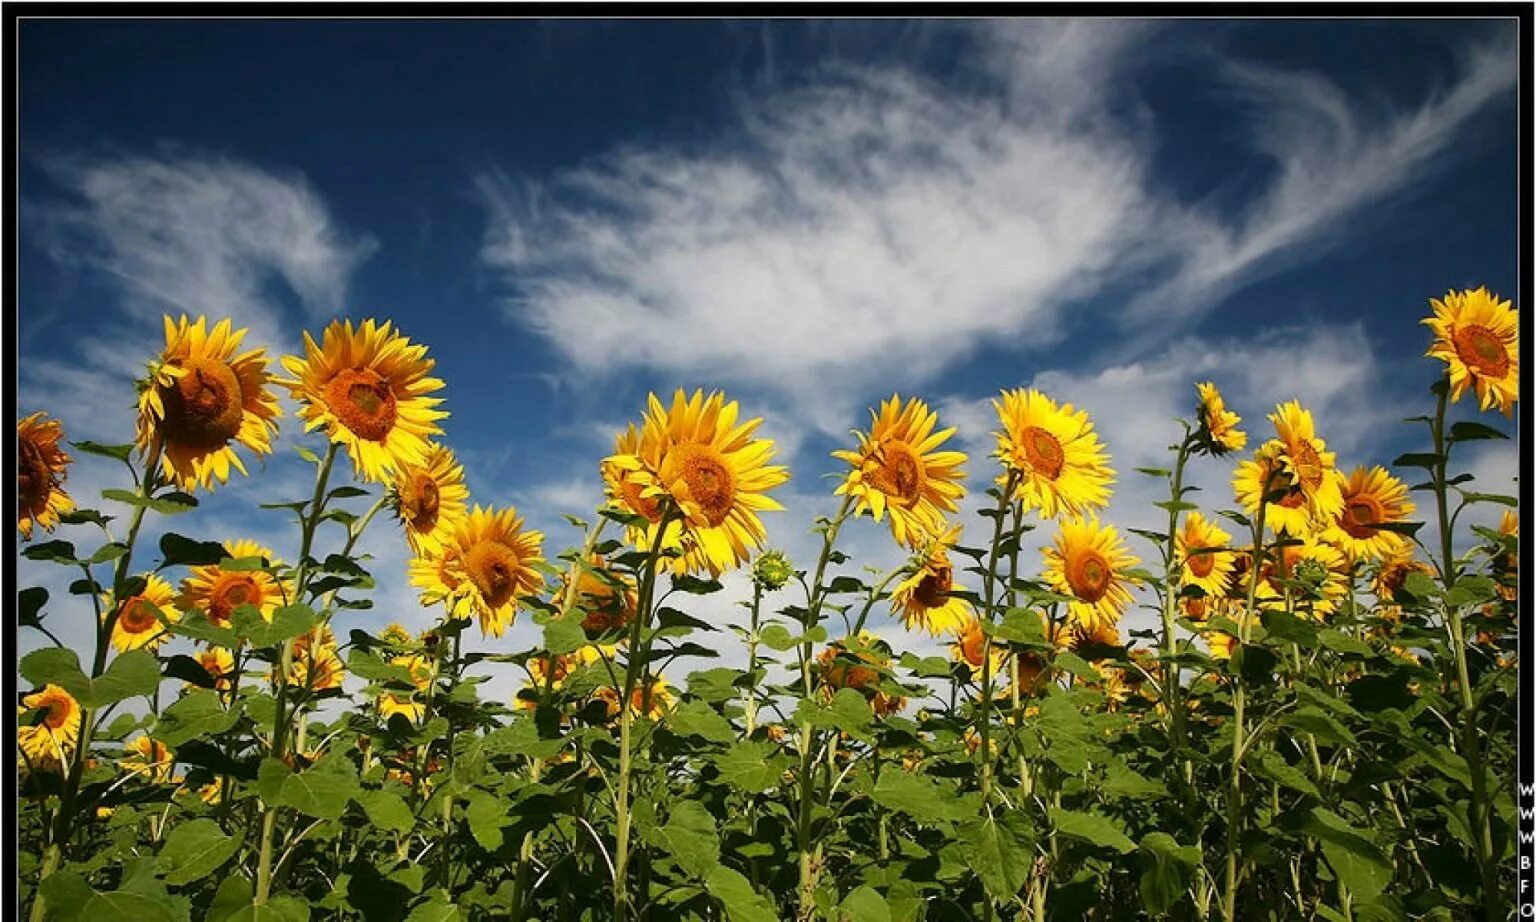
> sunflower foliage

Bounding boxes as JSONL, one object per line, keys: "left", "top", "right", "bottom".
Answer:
{"left": 13, "top": 289, "right": 1521, "bottom": 922}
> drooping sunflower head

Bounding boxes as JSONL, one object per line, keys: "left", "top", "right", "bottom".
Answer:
{"left": 135, "top": 315, "right": 281, "bottom": 492}
{"left": 18, "top": 684, "right": 81, "bottom": 773}
{"left": 1424, "top": 287, "right": 1519, "bottom": 416}
{"left": 1042, "top": 515, "right": 1140, "bottom": 634}
{"left": 179, "top": 539, "right": 286, "bottom": 630}
{"left": 105, "top": 573, "right": 179, "bottom": 653}
{"left": 17, "top": 412, "right": 74, "bottom": 540}
{"left": 890, "top": 525, "right": 973, "bottom": 636}
{"left": 390, "top": 442, "right": 469, "bottom": 555}
{"left": 1195, "top": 382, "right": 1246, "bottom": 455}
{"left": 610, "top": 389, "right": 790, "bottom": 577}
{"left": 1322, "top": 466, "right": 1415, "bottom": 561}
{"left": 434, "top": 505, "right": 546, "bottom": 638}
{"left": 1066, "top": 619, "right": 1122, "bottom": 661}
{"left": 288, "top": 630, "right": 346, "bottom": 691}
{"left": 992, "top": 388, "right": 1114, "bottom": 520}
{"left": 1176, "top": 511, "right": 1237, "bottom": 599}
{"left": 280, "top": 318, "right": 448, "bottom": 483}
{"left": 832, "top": 395, "right": 966, "bottom": 548}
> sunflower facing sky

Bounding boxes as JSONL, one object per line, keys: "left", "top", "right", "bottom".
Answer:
{"left": 1176, "top": 511, "right": 1237, "bottom": 600}
{"left": 390, "top": 442, "right": 470, "bottom": 555}
{"left": 1195, "top": 382, "right": 1246, "bottom": 455}
{"left": 1322, "top": 465, "right": 1416, "bottom": 561}
{"left": 178, "top": 539, "right": 286, "bottom": 630}
{"left": 889, "top": 525, "right": 973, "bottom": 636}
{"left": 993, "top": 388, "right": 1114, "bottom": 520}
{"left": 1042, "top": 515, "right": 1140, "bottom": 633}
{"left": 1424, "top": 286, "right": 1519, "bottom": 416}
{"left": 280, "top": 318, "right": 448, "bottom": 483}
{"left": 421, "top": 505, "right": 545, "bottom": 637}
{"left": 17, "top": 411, "right": 73, "bottom": 540}
{"left": 833, "top": 395, "right": 967, "bottom": 548}
{"left": 105, "top": 573, "right": 179, "bottom": 652}
{"left": 135, "top": 315, "right": 281, "bottom": 492}
{"left": 1269, "top": 400, "right": 1344, "bottom": 522}
{"left": 605, "top": 389, "right": 789, "bottom": 577}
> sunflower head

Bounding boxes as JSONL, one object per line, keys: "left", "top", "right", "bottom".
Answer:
{"left": 890, "top": 526, "right": 973, "bottom": 636}
{"left": 179, "top": 539, "right": 286, "bottom": 631}
{"left": 194, "top": 648, "right": 235, "bottom": 691}
{"left": 949, "top": 616, "right": 998, "bottom": 678}
{"left": 1424, "top": 287, "right": 1519, "bottom": 416}
{"left": 280, "top": 318, "right": 448, "bottom": 483}
{"left": 992, "top": 389, "right": 1114, "bottom": 520}
{"left": 1322, "top": 466, "right": 1415, "bottom": 561}
{"left": 106, "top": 573, "right": 179, "bottom": 653}
{"left": 123, "top": 735, "right": 176, "bottom": 783}
{"left": 595, "top": 674, "right": 675, "bottom": 722}
{"left": 18, "top": 685, "right": 82, "bottom": 774}
{"left": 817, "top": 633, "right": 905, "bottom": 717}
{"left": 1042, "top": 515, "right": 1140, "bottom": 633}
{"left": 17, "top": 412, "right": 74, "bottom": 540}
{"left": 1194, "top": 382, "right": 1246, "bottom": 455}
{"left": 425, "top": 505, "right": 546, "bottom": 637}
{"left": 1177, "top": 511, "right": 1236, "bottom": 599}
{"left": 563, "top": 556, "right": 638, "bottom": 640}
{"left": 833, "top": 395, "right": 966, "bottom": 548}
{"left": 135, "top": 315, "right": 281, "bottom": 492}
{"left": 390, "top": 443, "right": 469, "bottom": 555}
{"left": 751, "top": 549, "right": 795, "bottom": 591}
{"left": 1257, "top": 538, "right": 1348, "bottom": 618}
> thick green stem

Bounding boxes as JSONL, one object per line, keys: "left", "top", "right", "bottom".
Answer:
{"left": 976, "top": 474, "right": 1019, "bottom": 808}
{"left": 745, "top": 583, "right": 764, "bottom": 736}
{"left": 1221, "top": 490, "right": 1270, "bottom": 922}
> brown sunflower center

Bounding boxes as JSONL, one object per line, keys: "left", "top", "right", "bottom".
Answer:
{"left": 675, "top": 444, "right": 736, "bottom": 527}
{"left": 17, "top": 435, "right": 54, "bottom": 514}
{"left": 913, "top": 564, "right": 952, "bottom": 609}
{"left": 1269, "top": 464, "right": 1307, "bottom": 509}
{"left": 161, "top": 357, "right": 245, "bottom": 448}
{"left": 117, "top": 597, "right": 161, "bottom": 634}
{"left": 1067, "top": 549, "right": 1113, "bottom": 603}
{"left": 1187, "top": 550, "right": 1216, "bottom": 579}
{"left": 324, "top": 368, "right": 398, "bottom": 442}
{"left": 1341, "top": 496, "right": 1385, "bottom": 540}
{"left": 868, "top": 441, "right": 923, "bottom": 505}
{"left": 960, "top": 627, "right": 987, "bottom": 667}
{"left": 208, "top": 574, "right": 263, "bottom": 625}
{"left": 465, "top": 541, "right": 522, "bottom": 610}
{"left": 403, "top": 473, "right": 441, "bottom": 532}
{"left": 42, "top": 698, "right": 73, "bottom": 730}
{"left": 1453, "top": 324, "right": 1511, "bottom": 377}
{"left": 1290, "top": 442, "right": 1323, "bottom": 492}
{"left": 1021, "top": 427, "right": 1065, "bottom": 480}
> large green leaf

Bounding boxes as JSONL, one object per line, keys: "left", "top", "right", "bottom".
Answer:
{"left": 275, "top": 757, "right": 361, "bottom": 820}
{"left": 959, "top": 813, "right": 1031, "bottom": 903}
{"left": 667, "top": 700, "right": 736, "bottom": 744}
{"left": 871, "top": 771, "right": 968, "bottom": 825}
{"left": 1137, "top": 832, "right": 1200, "bottom": 914}
{"left": 1052, "top": 808, "right": 1135, "bottom": 853}
{"left": 234, "top": 604, "right": 316, "bottom": 648}
{"left": 712, "top": 741, "right": 787, "bottom": 794}
{"left": 704, "top": 866, "right": 778, "bottom": 922}
{"left": 359, "top": 790, "right": 415, "bottom": 834}
{"left": 20, "top": 648, "right": 159, "bottom": 708}
{"left": 154, "top": 688, "right": 238, "bottom": 747}
{"left": 838, "top": 886, "right": 892, "bottom": 922}
{"left": 159, "top": 818, "right": 242, "bottom": 885}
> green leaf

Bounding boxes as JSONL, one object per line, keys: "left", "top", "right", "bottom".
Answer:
{"left": 671, "top": 574, "right": 723, "bottom": 594}
{"left": 72, "top": 440, "right": 134, "bottom": 462}
{"left": 20, "top": 647, "right": 91, "bottom": 700}
{"left": 23, "top": 539, "right": 79, "bottom": 564}
{"left": 1255, "top": 750, "right": 1320, "bottom": 798}
{"left": 704, "top": 866, "right": 778, "bottom": 922}
{"left": 1261, "top": 608, "right": 1318, "bottom": 647}
{"left": 207, "top": 876, "right": 253, "bottom": 922}
{"left": 258, "top": 757, "right": 292, "bottom": 803}
{"left": 159, "top": 533, "right": 229, "bottom": 568}
{"left": 359, "top": 790, "right": 415, "bottom": 834}
{"left": 758, "top": 623, "right": 797, "bottom": 651}
{"left": 959, "top": 813, "right": 1031, "bottom": 903}
{"left": 19, "top": 586, "right": 48, "bottom": 626}
{"left": 994, "top": 608, "right": 1047, "bottom": 644}
{"left": 1458, "top": 491, "right": 1518, "bottom": 508}
{"left": 667, "top": 700, "right": 736, "bottom": 744}
{"left": 712, "top": 741, "right": 786, "bottom": 794}
{"left": 465, "top": 790, "right": 506, "bottom": 850}
{"left": 542, "top": 617, "right": 586, "bottom": 655}
{"left": 1318, "top": 630, "right": 1373, "bottom": 657}
{"left": 102, "top": 488, "right": 198, "bottom": 515}
{"left": 403, "top": 901, "right": 462, "bottom": 922}
{"left": 59, "top": 508, "right": 113, "bottom": 528}
{"left": 20, "top": 647, "right": 159, "bottom": 708}
{"left": 1448, "top": 420, "right": 1508, "bottom": 442}
{"left": 346, "top": 648, "right": 415, "bottom": 684}
{"left": 1137, "top": 832, "right": 1200, "bottom": 915}
{"left": 168, "top": 612, "right": 238, "bottom": 648}
{"left": 159, "top": 818, "right": 241, "bottom": 885}
{"left": 87, "top": 542, "right": 130, "bottom": 565}
{"left": 1052, "top": 808, "right": 1135, "bottom": 853}
{"left": 154, "top": 688, "right": 238, "bottom": 747}
{"left": 871, "top": 771, "right": 968, "bottom": 824}
{"left": 1391, "top": 452, "right": 1442, "bottom": 471}
{"left": 276, "top": 758, "right": 360, "bottom": 820}
{"left": 838, "top": 886, "right": 892, "bottom": 922}
{"left": 1305, "top": 808, "right": 1393, "bottom": 901}
{"left": 225, "top": 895, "right": 312, "bottom": 922}
{"left": 234, "top": 604, "right": 316, "bottom": 648}
{"left": 1281, "top": 707, "right": 1357, "bottom": 747}
{"left": 1100, "top": 764, "right": 1166, "bottom": 800}
{"left": 660, "top": 801, "right": 721, "bottom": 879}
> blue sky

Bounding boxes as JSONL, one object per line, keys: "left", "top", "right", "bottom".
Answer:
{"left": 17, "top": 18, "right": 1522, "bottom": 690}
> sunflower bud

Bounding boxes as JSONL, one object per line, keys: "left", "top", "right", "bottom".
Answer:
{"left": 751, "top": 550, "right": 794, "bottom": 591}
{"left": 1294, "top": 559, "right": 1330, "bottom": 591}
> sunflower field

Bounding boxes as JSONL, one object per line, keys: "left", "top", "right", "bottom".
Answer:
{"left": 14, "top": 288, "right": 1521, "bottom": 921}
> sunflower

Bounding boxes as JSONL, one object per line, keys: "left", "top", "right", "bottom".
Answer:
{"left": 608, "top": 390, "right": 790, "bottom": 576}
{"left": 1373, "top": 547, "right": 1434, "bottom": 609}
{"left": 1257, "top": 538, "right": 1348, "bottom": 618}
{"left": 993, "top": 389, "right": 1114, "bottom": 520}
{"left": 1424, "top": 287, "right": 1519, "bottom": 416}
{"left": 288, "top": 635, "right": 345, "bottom": 691}
{"left": 1176, "top": 512, "right": 1237, "bottom": 599}
{"left": 949, "top": 616, "right": 1003, "bottom": 679}
{"left": 194, "top": 648, "right": 236, "bottom": 692}
{"left": 18, "top": 685, "right": 81, "bottom": 774}
{"left": 1195, "top": 382, "right": 1246, "bottom": 455}
{"left": 1042, "top": 515, "right": 1140, "bottom": 633}
{"left": 17, "top": 412, "right": 74, "bottom": 539}
{"left": 425, "top": 505, "right": 545, "bottom": 637}
{"left": 1066, "top": 619, "right": 1121, "bottom": 660}
{"left": 562, "top": 556, "right": 637, "bottom": 639}
{"left": 1008, "top": 649, "right": 1052, "bottom": 697}
{"left": 280, "top": 318, "right": 448, "bottom": 483}
{"left": 1270, "top": 401, "right": 1344, "bottom": 521}
{"left": 890, "top": 526, "right": 974, "bottom": 636}
{"left": 390, "top": 443, "right": 469, "bottom": 555}
{"left": 135, "top": 315, "right": 281, "bottom": 492}
{"left": 1205, "top": 628, "right": 1237, "bottom": 661}
{"left": 817, "top": 633, "right": 905, "bottom": 717}
{"left": 380, "top": 622, "right": 416, "bottom": 647}
{"left": 833, "top": 395, "right": 967, "bottom": 548}
{"left": 1234, "top": 438, "right": 1335, "bottom": 538}
{"left": 105, "top": 573, "right": 179, "bottom": 652}
{"left": 595, "top": 675, "right": 675, "bottom": 721}
{"left": 122, "top": 736, "right": 176, "bottom": 784}
{"left": 378, "top": 654, "right": 434, "bottom": 723}
{"left": 178, "top": 539, "right": 286, "bottom": 630}
{"left": 1322, "top": 466, "right": 1415, "bottom": 561}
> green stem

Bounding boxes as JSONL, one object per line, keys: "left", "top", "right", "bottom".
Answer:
{"left": 745, "top": 582, "right": 764, "bottom": 736}
{"left": 1221, "top": 488, "right": 1270, "bottom": 922}
{"left": 976, "top": 474, "right": 1019, "bottom": 809}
